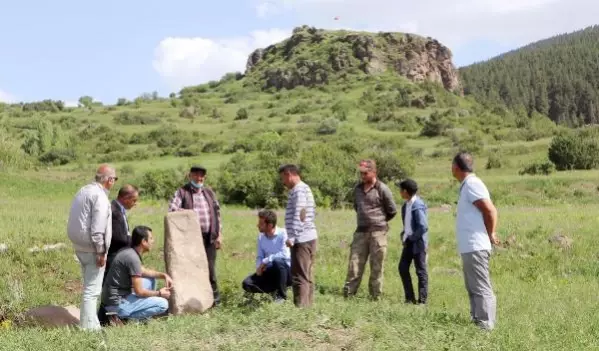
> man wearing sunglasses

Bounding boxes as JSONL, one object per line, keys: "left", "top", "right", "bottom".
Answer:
{"left": 67, "top": 164, "right": 118, "bottom": 331}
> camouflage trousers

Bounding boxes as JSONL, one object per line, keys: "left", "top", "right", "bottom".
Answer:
{"left": 343, "top": 230, "right": 388, "bottom": 299}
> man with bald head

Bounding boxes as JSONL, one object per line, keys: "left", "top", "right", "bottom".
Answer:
{"left": 67, "top": 164, "right": 117, "bottom": 331}
{"left": 452, "top": 152, "right": 499, "bottom": 331}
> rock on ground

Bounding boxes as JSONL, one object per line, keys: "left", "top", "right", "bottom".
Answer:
{"left": 164, "top": 210, "right": 214, "bottom": 315}
{"left": 549, "top": 234, "right": 573, "bottom": 249}
{"left": 19, "top": 305, "right": 80, "bottom": 328}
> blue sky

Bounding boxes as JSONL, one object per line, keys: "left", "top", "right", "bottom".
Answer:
{"left": 0, "top": 0, "right": 597, "bottom": 105}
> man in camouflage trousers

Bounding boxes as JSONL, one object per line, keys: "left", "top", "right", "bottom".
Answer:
{"left": 343, "top": 159, "right": 398, "bottom": 300}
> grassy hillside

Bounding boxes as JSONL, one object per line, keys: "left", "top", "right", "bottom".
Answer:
{"left": 0, "top": 27, "right": 576, "bottom": 209}
{"left": 460, "top": 25, "right": 599, "bottom": 126}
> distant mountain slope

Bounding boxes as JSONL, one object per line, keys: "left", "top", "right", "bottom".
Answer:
{"left": 459, "top": 25, "right": 599, "bottom": 126}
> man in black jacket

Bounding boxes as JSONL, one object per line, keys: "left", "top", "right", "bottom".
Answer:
{"left": 104, "top": 184, "right": 139, "bottom": 282}
{"left": 98, "top": 184, "right": 139, "bottom": 326}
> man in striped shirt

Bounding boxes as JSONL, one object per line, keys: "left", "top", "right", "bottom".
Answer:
{"left": 279, "top": 164, "right": 318, "bottom": 308}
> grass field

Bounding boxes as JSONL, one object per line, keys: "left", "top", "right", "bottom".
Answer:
{"left": 1, "top": 146, "right": 598, "bottom": 350}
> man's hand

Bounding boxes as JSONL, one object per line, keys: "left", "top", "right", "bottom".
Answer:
{"left": 286, "top": 239, "right": 294, "bottom": 248}
{"left": 164, "top": 274, "right": 174, "bottom": 288}
{"left": 96, "top": 254, "right": 106, "bottom": 268}
{"left": 214, "top": 234, "right": 223, "bottom": 250}
{"left": 256, "top": 263, "right": 267, "bottom": 276}
{"left": 158, "top": 287, "right": 172, "bottom": 299}
{"left": 489, "top": 232, "right": 500, "bottom": 246}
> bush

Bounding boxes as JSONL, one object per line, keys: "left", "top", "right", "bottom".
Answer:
{"left": 138, "top": 168, "right": 187, "bottom": 200}
{"left": 38, "top": 148, "right": 78, "bottom": 165}
{"left": 485, "top": 153, "right": 503, "bottom": 169}
{"left": 316, "top": 117, "right": 339, "bottom": 135}
{"left": 420, "top": 110, "right": 454, "bottom": 137}
{"left": 519, "top": 160, "right": 555, "bottom": 175}
{"left": 216, "top": 133, "right": 416, "bottom": 209}
{"left": 548, "top": 129, "right": 599, "bottom": 170}
{"left": 113, "top": 111, "right": 162, "bottom": 125}
{"left": 235, "top": 108, "right": 248, "bottom": 120}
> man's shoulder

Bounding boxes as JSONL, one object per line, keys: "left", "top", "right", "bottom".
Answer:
{"left": 465, "top": 175, "right": 489, "bottom": 192}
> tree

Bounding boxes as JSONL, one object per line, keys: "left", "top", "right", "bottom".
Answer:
{"left": 78, "top": 96, "right": 94, "bottom": 109}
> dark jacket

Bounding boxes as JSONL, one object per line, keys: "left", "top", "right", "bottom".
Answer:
{"left": 176, "top": 183, "right": 221, "bottom": 242}
{"left": 401, "top": 197, "right": 429, "bottom": 254}
{"left": 108, "top": 200, "right": 130, "bottom": 257}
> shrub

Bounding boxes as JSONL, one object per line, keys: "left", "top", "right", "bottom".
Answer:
{"left": 548, "top": 129, "right": 599, "bottom": 170}
{"left": 420, "top": 110, "right": 454, "bottom": 137}
{"left": 519, "top": 160, "right": 555, "bottom": 175}
{"left": 113, "top": 111, "right": 162, "bottom": 125}
{"left": 316, "top": 117, "right": 339, "bottom": 135}
{"left": 235, "top": 108, "right": 248, "bottom": 120}
{"left": 138, "top": 168, "right": 187, "bottom": 201}
{"left": 485, "top": 153, "right": 503, "bottom": 170}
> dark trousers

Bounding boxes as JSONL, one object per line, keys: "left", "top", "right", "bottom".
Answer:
{"left": 102, "top": 253, "right": 117, "bottom": 283}
{"left": 203, "top": 232, "right": 220, "bottom": 305}
{"left": 398, "top": 243, "right": 428, "bottom": 304}
{"left": 291, "top": 239, "right": 317, "bottom": 308}
{"left": 242, "top": 259, "right": 291, "bottom": 299}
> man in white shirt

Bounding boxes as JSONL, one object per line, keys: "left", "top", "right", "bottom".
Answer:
{"left": 452, "top": 152, "right": 499, "bottom": 331}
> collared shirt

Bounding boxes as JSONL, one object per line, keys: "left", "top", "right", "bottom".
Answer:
{"left": 403, "top": 195, "right": 418, "bottom": 242}
{"left": 284, "top": 181, "right": 317, "bottom": 244}
{"left": 168, "top": 187, "right": 214, "bottom": 233}
{"left": 456, "top": 174, "right": 492, "bottom": 254}
{"left": 256, "top": 226, "right": 291, "bottom": 268}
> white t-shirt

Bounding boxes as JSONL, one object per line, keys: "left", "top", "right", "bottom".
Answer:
{"left": 456, "top": 174, "right": 492, "bottom": 254}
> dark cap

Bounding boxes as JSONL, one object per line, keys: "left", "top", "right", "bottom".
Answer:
{"left": 190, "top": 165, "right": 207, "bottom": 174}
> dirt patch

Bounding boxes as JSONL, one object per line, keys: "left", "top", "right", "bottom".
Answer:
{"left": 229, "top": 251, "right": 253, "bottom": 261}
{"left": 63, "top": 280, "right": 81, "bottom": 294}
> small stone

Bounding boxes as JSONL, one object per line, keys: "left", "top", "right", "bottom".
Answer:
{"left": 548, "top": 234, "right": 573, "bottom": 250}
{"left": 0, "top": 243, "right": 7, "bottom": 253}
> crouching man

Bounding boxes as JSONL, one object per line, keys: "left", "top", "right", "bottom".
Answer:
{"left": 101, "top": 225, "right": 173, "bottom": 325}
{"left": 242, "top": 209, "right": 291, "bottom": 303}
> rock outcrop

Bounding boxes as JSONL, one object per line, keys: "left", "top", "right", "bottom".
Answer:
{"left": 245, "top": 25, "right": 461, "bottom": 92}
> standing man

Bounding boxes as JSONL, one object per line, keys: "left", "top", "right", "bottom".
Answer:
{"left": 241, "top": 209, "right": 291, "bottom": 303}
{"left": 168, "top": 165, "right": 222, "bottom": 306}
{"left": 452, "top": 152, "right": 499, "bottom": 331}
{"left": 104, "top": 184, "right": 139, "bottom": 282}
{"left": 279, "top": 164, "right": 318, "bottom": 308}
{"left": 397, "top": 179, "right": 429, "bottom": 305}
{"left": 343, "top": 159, "right": 397, "bottom": 300}
{"left": 67, "top": 164, "right": 117, "bottom": 331}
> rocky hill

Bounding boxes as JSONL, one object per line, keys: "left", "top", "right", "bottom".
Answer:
{"left": 244, "top": 25, "right": 461, "bottom": 93}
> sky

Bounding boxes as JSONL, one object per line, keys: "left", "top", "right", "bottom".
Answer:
{"left": 0, "top": 0, "right": 598, "bottom": 105}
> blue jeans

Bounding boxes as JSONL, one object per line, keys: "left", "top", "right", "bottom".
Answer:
{"left": 76, "top": 251, "right": 105, "bottom": 331}
{"left": 107, "top": 278, "right": 169, "bottom": 320}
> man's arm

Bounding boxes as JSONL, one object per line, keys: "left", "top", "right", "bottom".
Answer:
{"left": 381, "top": 185, "right": 398, "bottom": 221}
{"left": 167, "top": 189, "right": 183, "bottom": 212}
{"left": 90, "top": 195, "right": 109, "bottom": 254}
{"left": 284, "top": 191, "right": 300, "bottom": 245}
{"left": 407, "top": 205, "right": 428, "bottom": 242}
{"left": 262, "top": 231, "right": 291, "bottom": 264}
{"left": 141, "top": 266, "right": 173, "bottom": 288}
{"left": 473, "top": 199, "right": 499, "bottom": 244}
{"left": 256, "top": 236, "right": 265, "bottom": 269}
